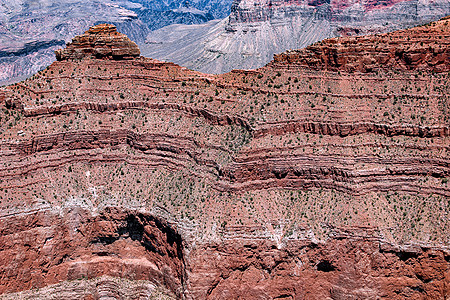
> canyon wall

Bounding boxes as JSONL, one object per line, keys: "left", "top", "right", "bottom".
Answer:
{"left": 0, "top": 20, "right": 449, "bottom": 298}
{"left": 272, "top": 16, "right": 450, "bottom": 73}
{"left": 1, "top": 207, "right": 449, "bottom": 299}
{"left": 2, "top": 0, "right": 449, "bottom": 85}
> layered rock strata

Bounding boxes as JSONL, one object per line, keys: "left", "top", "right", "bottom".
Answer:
{"left": 1, "top": 276, "right": 175, "bottom": 300}
{"left": 0, "top": 20, "right": 449, "bottom": 299}
{"left": 0, "top": 0, "right": 233, "bottom": 85}
{"left": 273, "top": 16, "right": 450, "bottom": 73}
{"left": 55, "top": 24, "right": 140, "bottom": 61}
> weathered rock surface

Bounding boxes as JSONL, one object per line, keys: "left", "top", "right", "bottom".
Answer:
{"left": 0, "top": 208, "right": 184, "bottom": 297}
{"left": 187, "top": 229, "right": 450, "bottom": 299}
{"left": 0, "top": 20, "right": 449, "bottom": 298}
{"left": 1, "top": 276, "right": 175, "bottom": 300}
{"left": 0, "top": 207, "right": 449, "bottom": 299}
{"left": 55, "top": 24, "right": 140, "bottom": 61}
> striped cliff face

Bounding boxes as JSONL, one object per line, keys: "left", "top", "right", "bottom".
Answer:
{"left": 55, "top": 24, "right": 140, "bottom": 61}
{"left": 0, "top": 19, "right": 449, "bottom": 299}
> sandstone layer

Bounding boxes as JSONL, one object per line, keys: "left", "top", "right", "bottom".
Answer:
{"left": 55, "top": 24, "right": 140, "bottom": 61}
{"left": 273, "top": 16, "right": 450, "bottom": 73}
{"left": 0, "top": 20, "right": 449, "bottom": 299}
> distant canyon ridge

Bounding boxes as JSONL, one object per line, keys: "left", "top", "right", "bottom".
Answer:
{"left": 1, "top": 0, "right": 450, "bottom": 85}
{"left": 143, "top": 0, "right": 450, "bottom": 73}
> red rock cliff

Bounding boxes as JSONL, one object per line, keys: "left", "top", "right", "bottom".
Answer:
{"left": 273, "top": 16, "right": 450, "bottom": 72}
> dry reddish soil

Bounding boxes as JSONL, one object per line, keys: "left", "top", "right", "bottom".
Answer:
{"left": 0, "top": 21, "right": 449, "bottom": 299}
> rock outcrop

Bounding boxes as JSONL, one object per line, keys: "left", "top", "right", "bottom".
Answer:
{"left": 55, "top": 24, "right": 140, "bottom": 61}
{"left": 1, "top": 276, "right": 175, "bottom": 300}
{"left": 1, "top": 208, "right": 449, "bottom": 299}
{"left": 0, "top": 0, "right": 231, "bottom": 86}
{"left": 0, "top": 208, "right": 184, "bottom": 297}
{"left": 0, "top": 0, "right": 150, "bottom": 86}
{"left": 0, "top": 20, "right": 449, "bottom": 299}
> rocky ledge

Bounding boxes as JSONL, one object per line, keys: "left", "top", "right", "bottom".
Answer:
{"left": 55, "top": 24, "right": 140, "bottom": 61}
{"left": 273, "top": 16, "right": 450, "bottom": 73}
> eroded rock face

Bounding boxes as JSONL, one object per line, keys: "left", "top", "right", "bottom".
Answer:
{"left": 1, "top": 276, "right": 175, "bottom": 300}
{"left": 0, "top": 18, "right": 449, "bottom": 299}
{"left": 187, "top": 228, "right": 450, "bottom": 299}
{"left": 55, "top": 24, "right": 140, "bottom": 61}
{"left": 1, "top": 208, "right": 449, "bottom": 299}
{"left": 228, "top": 0, "right": 440, "bottom": 24}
